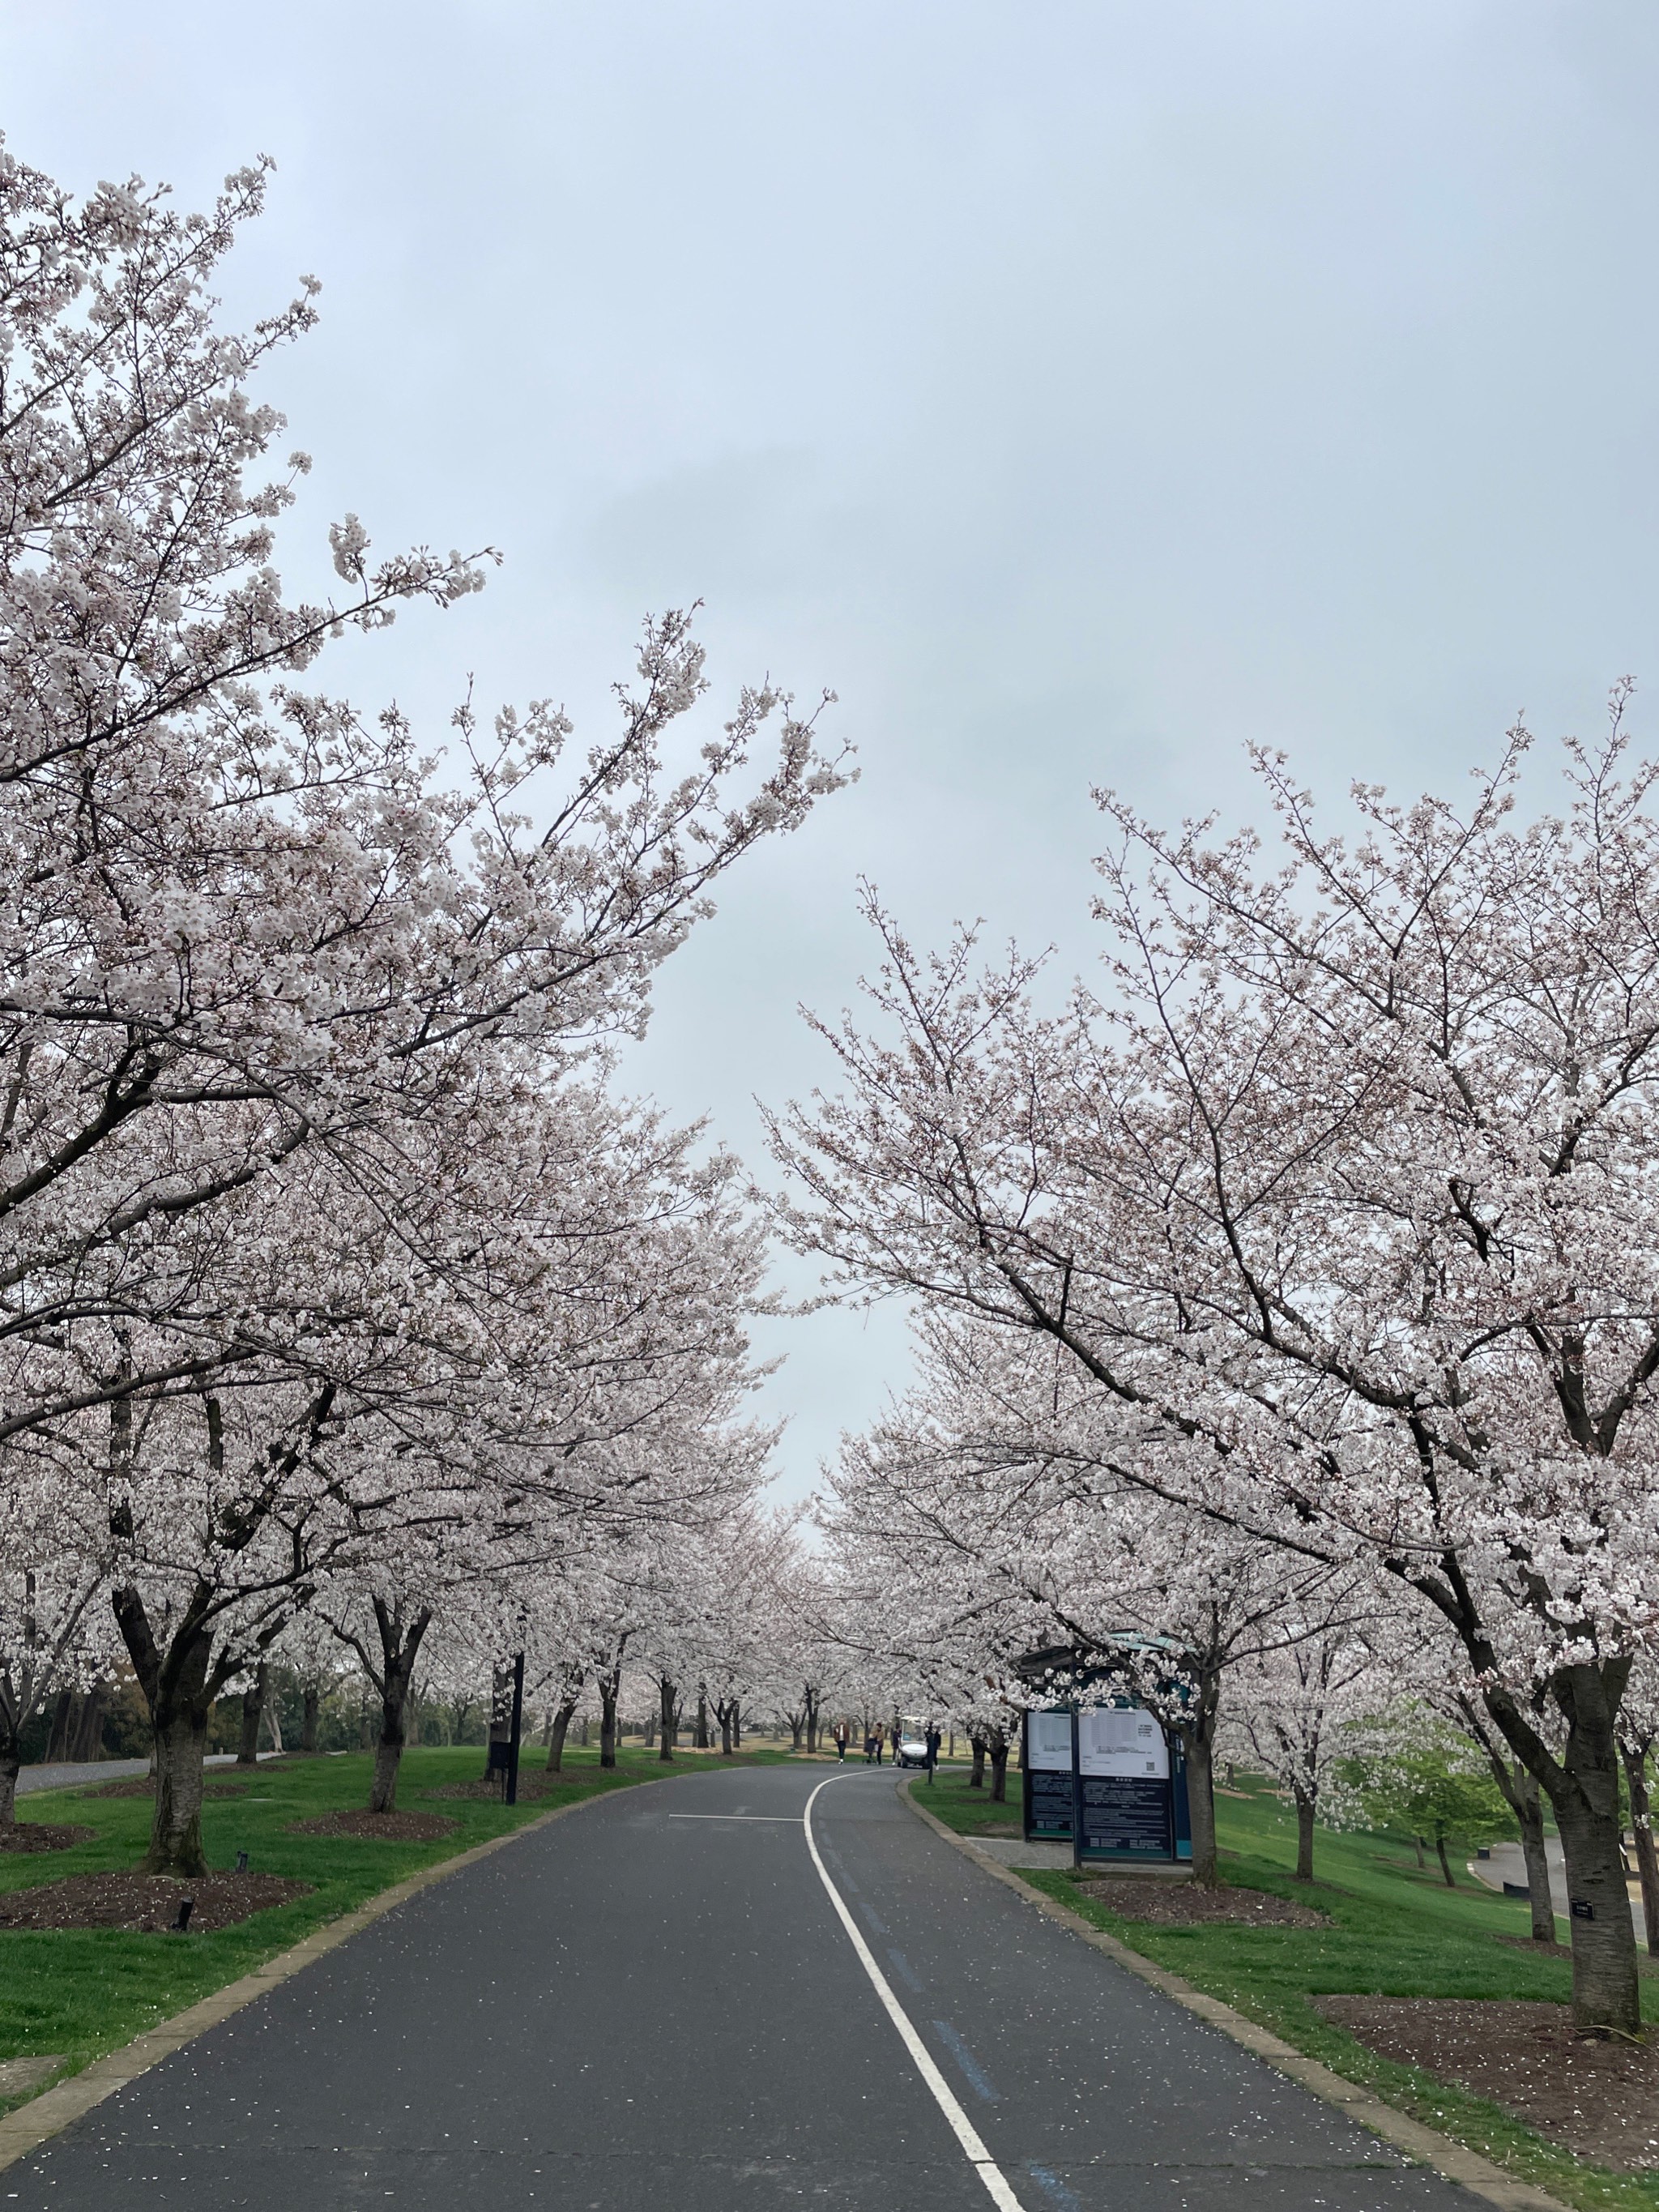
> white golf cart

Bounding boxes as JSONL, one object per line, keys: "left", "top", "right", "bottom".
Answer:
{"left": 895, "top": 1715, "right": 932, "bottom": 1769}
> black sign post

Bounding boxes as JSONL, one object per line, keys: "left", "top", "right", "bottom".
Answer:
{"left": 505, "top": 1650, "right": 525, "bottom": 1807}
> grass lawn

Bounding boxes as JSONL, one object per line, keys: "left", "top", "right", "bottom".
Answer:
{"left": 0, "top": 1740, "right": 787, "bottom": 2112}
{"left": 910, "top": 1771, "right": 1659, "bottom": 2212}
{"left": 906, "top": 1764, "right": 1021, "bottom": 1837}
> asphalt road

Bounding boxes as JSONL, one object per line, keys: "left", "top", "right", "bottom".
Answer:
{"left": 5, "top": 1761, "right": 1479, "bottom": 2210}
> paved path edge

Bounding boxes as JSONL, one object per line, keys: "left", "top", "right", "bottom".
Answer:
{"left": 897, "top": 1779, "right": 1573, "bottom": 2212}
{"left": 0, "top": 1771, "right": 676, "bottom": 2175}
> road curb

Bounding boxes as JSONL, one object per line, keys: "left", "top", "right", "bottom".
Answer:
{"left": 0, "top": 1770, "right": 676, "bottom": 2175}
{"left": 898, "top": 1778, "right": 1573, "bottom": 2212}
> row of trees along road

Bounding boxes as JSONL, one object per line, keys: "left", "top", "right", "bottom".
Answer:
{"left": 0, "top": 144, "right": 848, "bottom": 1877}
{"left": 773, "top": 711, "right": 1659, "bottom": 2035}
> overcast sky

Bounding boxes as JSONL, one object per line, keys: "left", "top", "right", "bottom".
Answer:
{"left": 9, "top": 1, "right": 1659, "bottom": 1494}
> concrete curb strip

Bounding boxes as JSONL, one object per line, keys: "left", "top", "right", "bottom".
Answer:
{"left": 898, "top": 1779, "right": 1575, "bottom": 2212}
{"left": 0, "top": 1773, "right": 667, "bottom": 2176}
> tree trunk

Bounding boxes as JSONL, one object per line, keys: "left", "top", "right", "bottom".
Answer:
{"left": 366, "top": 1603, "right": 432, "bottom": 1815}
{"left": 301, "top": 1685, "right": 321, "bottom": 1754}
{"left": 1176, "top": 1698, "right": 1230, "bottom": 1876}
{"left": 988, "top": 1728, "right": 1009, "bottom": 1803}
{"left": 804, "top": 1685, "right": 821, "bottom": 1755}
{"left": 43, "top": 1688, "right": 75, "bottom": 1765}
{"left": 732, "top": 1701, "right": 742, "bottom": 1749}
{"left": 599, "top": 1671, "right": 621, "bottom": 1770}
{"left": 1414, "top": 1834, "right": 1427, "bottom": 1870}
{"left": 658, "top": 1678, "right": 676, "bottom": 1761}
{"left": 694, "top": 1691, "right": 710, "bottom": 1750}
{"left": 1514, "top": 1765, "right": 1557, "bottom": 1944}
{"left": 1475, "top": 1725, "right": 1556, "bottom": 1941}
{"left": 1537, "top": 1668, "right": 1640, "bottom": 2034}
{"left": 1293, "top": 1786, "right": 1316, "bottom": 1882}
{"left": 0, "top": 1749, "right": 18, "bottom": 1827}
{"left": 113, "top": 1588, "right": 217, "bottom": 1879}
{"left": 237, "top": 1662, "right": 267, "bottom": 1766}
{"left": 788, "top": 1712, "right": 804, "bottom": 1751}
{"left": 1623, "top": 1741, "right": 1659, "bottom": 1958}
{"left": 969, "top": 1735, "right": 986, "bottom": 1789}
{"left": 546, "top": 1697, "right": 579, "bottom": 1774}
{"left": 149, "top": 1701, "right": 211, "bottom": 1877}
{"left": 1435, "top": 1828, "right": 1456, "bottom": 1887}
{"left": 1477, "top": 1660, "right": 1640, "bottom": 2031}
{"left": 70, "top": 1682, "right": 106, "bottom": 1763}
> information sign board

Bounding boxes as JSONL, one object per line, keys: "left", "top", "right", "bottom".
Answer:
{"left": 1021, "top": 1707, "right": 1074, "bottom": 1841}
{"left": 1023, "top": 1696, "right": 1192, "bottom": 1863}
{"left": 1079, "top": 1773, "right": 1172, "bottom": 1858}
{"left": 1077, "top": 1707, "right": 1168, "bottom": 1779}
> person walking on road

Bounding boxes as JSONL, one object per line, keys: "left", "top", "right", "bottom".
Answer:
{"left": 925, "top": 1724, "right": 942, "bottom": 1782}
{"left": 874, "top": 1725, "right": 885, "bottom": 1766}
{"left": 834, "top": 1722, "right": 848, "bottom": 1762}
{"left": 863, "top": 1731, "right": 876, "bottom": 1764}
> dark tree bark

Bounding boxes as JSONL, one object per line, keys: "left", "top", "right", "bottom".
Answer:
{"left": 343, "top": 1600, "right": 433, "bottom": 1815}
{"left": 70, "top": 1681, "right": 107, "bottom": 1763}
{"left": 1514, "top": 1767, "right": 1558, "bottom": 1945}
{"left": 113, "top": 1384, "right": 334, "bottom": 1873}
{"left": 658, "top": 1677, "right": 677, "bottom": 1761}
{"left": 803, "top": 1683, "right": 821, "bottom": 1755}
{"left": 1292, "top": 1785, "right": 1316, "bottom": 1882}
{"left": 1481, "top": 1659, "right": 1639, "bottom": 2032}
{"left": 1435, "top": 1828, "right": 1456, "bottom": 1886}
{"left": 545, "top": 1695, "right": 580, "bottom": 1774}
{"left": 1455, "top": 1696, "right": 1555, "bottom": 1942}
{"left": 694, "top": 1690, "right": 710, "bottom": 1749}
{"left": 43, "top": 1689, "right": 75, "bottom": 1764}
{"left": 969, "top": 1735, "right": 986, "bottom": 1789}
{"left": 113, "top": 1587, "right": 222, "bottom": 1877}
{"left": 301, "top": 1684, "right": 321, "bottom": 1754}
{"left": 988, "top": 1727, "right": 1009, "bottom": 1803}
{"left": 1621, "top": 1738, "right": 1659, "bottom": 1959}
{"left": 787, "top": 1710, "right": 805, "bottom": 1750}
{"left": 1174, "top": 1659, "right": 1222, "bottom": 1889}
{"left": 598, "top": 1667, "right": 621, "bottom": 1770}
{"left": 236, "top": 1661, "right": 267, "bottom": 1766}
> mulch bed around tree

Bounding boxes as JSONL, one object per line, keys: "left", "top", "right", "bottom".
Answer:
{"left": 0, "top": 1824, "right": 95, "bottom": 1853}
{"left": 0, "top": 1872, "right": 310, "bottom": 1932}
{"left": 420, "top": 1775, "right": 548, "bottom": 1802}
{"left": 1076, "top": 1877, "right": 1331, "bottom": 1927}
{"left": 80, "top": 1776, "right": 250, "bottom": 1800}
{"left": 287, "top": 1808, "right": 457, "bottom": 1842}
{"left": 1313, "top": 1996, "right": 1659, "bottom": 2169}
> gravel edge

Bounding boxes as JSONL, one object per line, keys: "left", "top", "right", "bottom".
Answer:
{"left": 896, "top": 1775, "right": 1572, "bottom": 2212}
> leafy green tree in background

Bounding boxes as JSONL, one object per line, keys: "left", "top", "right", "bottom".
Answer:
{"left": 1341, "top": 1710, "right": 1513, "bottom": 1886}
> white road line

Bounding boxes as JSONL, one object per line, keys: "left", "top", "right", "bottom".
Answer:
{"left": 803, "top": 1774, "right": 1029, "bottom": 2212}
{"left": 667, "top": 1814, "right": 801, "bottom": 1822}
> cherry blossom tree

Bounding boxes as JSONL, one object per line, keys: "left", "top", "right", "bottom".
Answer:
{"left": 774, "top": 715, "right": 1659, "bottom": 2029}
{"left": 0, "top": 137, "right": 848, "bottom": 1451}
